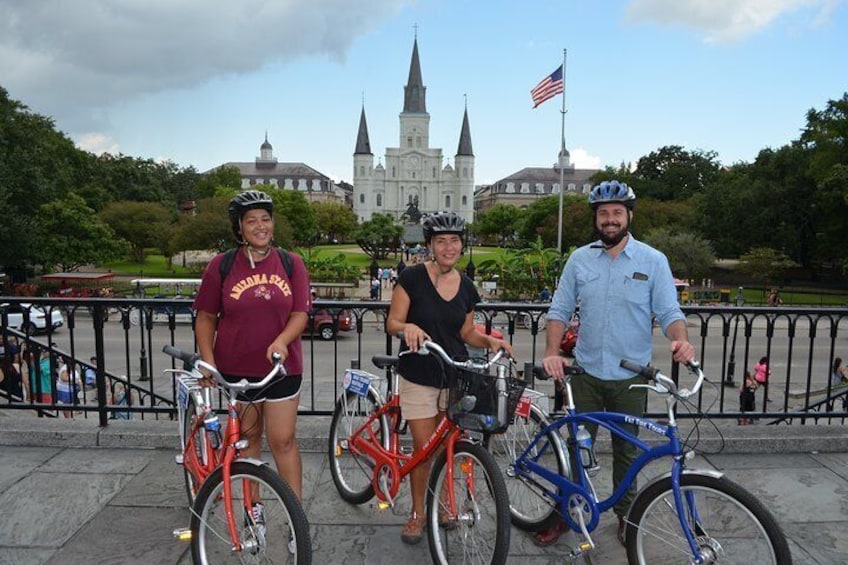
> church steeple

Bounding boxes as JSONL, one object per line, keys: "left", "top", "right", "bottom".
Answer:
{"left": 403, "top": 38, "right": 426, "bottom": 113}
{"left": 354, "top": 106, "right": 372, "bottom": 155}
{"left": 456, "top": 106, "right": 473, "bottom": 157}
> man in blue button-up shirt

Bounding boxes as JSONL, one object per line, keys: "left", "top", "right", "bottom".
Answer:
{"left": 534, "top": 181, "right": 696, "bottom": 548}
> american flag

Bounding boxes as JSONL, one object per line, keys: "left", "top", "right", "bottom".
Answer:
{"left": 530, "top": 65, "right": 563, "bottom": 108}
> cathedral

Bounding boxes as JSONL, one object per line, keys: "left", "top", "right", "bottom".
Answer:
{"left": 353, "top": 37, "right": 474, "bottom": 225}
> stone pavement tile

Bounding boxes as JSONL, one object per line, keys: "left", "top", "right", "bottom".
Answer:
{"left": 43, "top": 506, "right": 189, "bottom": 565}
{"left": 0, "top": 548, "right": 56, "bottom": 565}
{"left": 510, "top": 517, "right": 625, "bottom": 563}
{"left": 310, "top": 523, "right": 433, "bottom": 565}
{"left": 789, "top": 522, "right": 848, "bottom": 564}
{"left": 38, "top": 447, "right": 155, "bottom": 475}
{"left": 704, "top": 452, "right": 821, "bottom": 471}
{"left": 812, "top": 452, "right": 848, "bottom": 481}
{"left": 0, "top": 446, "right": 59, "bottom": 492}
{"left": 110, "top": 449, "right": 187, "bottom": 508}
{"left": 0, "top": 471, "right": 130, "bottom": 546}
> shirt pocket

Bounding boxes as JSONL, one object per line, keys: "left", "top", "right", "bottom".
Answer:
{"left": 624, "top": 277, "right": 650, "bottom": 304}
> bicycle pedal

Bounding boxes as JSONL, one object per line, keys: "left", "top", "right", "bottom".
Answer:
{"left": 173, "top": 527, "right": 192, "bottom": 541}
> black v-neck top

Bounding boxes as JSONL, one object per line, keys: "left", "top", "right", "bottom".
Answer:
{"left": 396, "top": 263, "right": 481, "bottom": 387}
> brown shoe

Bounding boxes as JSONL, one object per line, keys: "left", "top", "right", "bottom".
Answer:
{"left": 531, "top": 519, "right": 569, "bottom": 547}
{"left": 401, "top": 512, "right": 426, "bottom": 545}
{"left": 617, "top": 515, "right": 626, "bottom": 546}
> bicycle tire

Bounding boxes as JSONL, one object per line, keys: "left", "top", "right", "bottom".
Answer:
{"left": 485, "top": 403, "right": 567, "bottom": 531}
{"left": 426, "top": 441, "right": 510, "bottom": 565}
{"left": 181, "top": 394, "right": 206, "bottom": 507}
{"left": 190, "top": 461, "right": 311, "bottom": 564}
{"left": 626, "top": 473, "right": 792, "bottom": 565}
{"left": 327, "top": 388, "right": 387, "bottom": 504}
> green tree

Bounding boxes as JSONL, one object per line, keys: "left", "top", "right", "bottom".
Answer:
{"left": 272, "top": 189, "right": 317, "bottom": 246}
{"left": 194, "top": 166, "right": 243, "bottom": 200}
{"left": 100, "top": 201, "right": 175, "bottom": 262}
{"left": 517, "top": 195, "right": 594, "bottom": 250}
{"left": 642, "top": 228, "right": 716, "bottom": 280}
{"left": 737, "top": 247, "right": 799, "bottom": 287}
{"left": 632, "top": 145, "right": 721, "bottom": 201}
{"left": 35, "top": 193, "right": 128, "bottom": 272}
{"left": 355, "top": 213, "right": 402, "bottom": 260}
{"left": 473, "top": 204, "right": 524, "bottom": 246}
{"left": 312, "top": 201, "right": 358, "bottom": 243}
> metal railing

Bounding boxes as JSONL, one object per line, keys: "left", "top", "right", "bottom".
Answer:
{"left": 1, "top": 297, "right": 847, "bottom": 426}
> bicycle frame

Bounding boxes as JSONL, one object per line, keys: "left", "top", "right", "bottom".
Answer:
{"left": 514, "top": 363, "right": 712, "bottom": 561}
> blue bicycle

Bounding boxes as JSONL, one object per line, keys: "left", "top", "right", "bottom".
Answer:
{"left": 507, "top": 360, "right": 791, "bottom": 564}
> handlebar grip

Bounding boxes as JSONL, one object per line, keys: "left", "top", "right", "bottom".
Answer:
{"left": 531, "top": 363, "right": 584, "bottom": 380}
{"left": 162, "top": 344, "right": 200, "bottom": 368}
{"left": 620, "top": 359, "right": 660, "bottom": 380}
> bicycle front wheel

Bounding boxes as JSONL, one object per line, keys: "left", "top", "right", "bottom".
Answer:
{"left": 485, "top": 404, "right": 567, "bottom": 531}
{"left": 328, "top": 389, "right": 386, "bottom": 504}
{"left": 626, "top": 473, "right": 791, "bottom": 565}
{"left": 427, "top": 441, "right": 510, "bottom": 565}
{"left": 191, "top": 461, "right": 311, "bottom": 564}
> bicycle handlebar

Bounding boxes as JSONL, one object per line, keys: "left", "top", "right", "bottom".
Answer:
{"left": 619, "top": 359, "right": 704, "bottom": 399}
{"left": 395, "top": 332, "right": 509, "bottom": 372}
{"left": 162, "top": 345, "right": 285, "bottom": 393}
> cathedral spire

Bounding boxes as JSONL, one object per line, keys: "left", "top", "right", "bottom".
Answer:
{"left": 354, "top": 105, "right": 372, "bottom": 155}
{"left": 456, "top": 103, "right": 473, "bottom": 157}
{"left": 403, "top": 37, "right": 426, "bottom": 113}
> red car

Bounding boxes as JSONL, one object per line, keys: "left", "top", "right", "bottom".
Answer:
{"left": 306, "top": 309, "right": 356, "bottom": 341}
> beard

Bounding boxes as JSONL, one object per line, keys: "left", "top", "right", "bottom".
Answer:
{"left": 595, "top": 218, "right": 630, "bottom": 247}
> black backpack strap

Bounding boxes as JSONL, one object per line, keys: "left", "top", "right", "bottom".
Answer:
{"left": 219, "top": 247, "right": 293, "bottom": 286}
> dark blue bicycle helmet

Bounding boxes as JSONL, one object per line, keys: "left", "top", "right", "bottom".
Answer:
{"left": 587, "top": 180, "right": 636, "bottom": 210}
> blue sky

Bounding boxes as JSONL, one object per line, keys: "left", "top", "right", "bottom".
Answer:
{"left": 2, "top": 0, "right": 846, "bottom": 185}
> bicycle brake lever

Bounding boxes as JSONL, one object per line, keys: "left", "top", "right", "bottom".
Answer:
{"left": 630, "top": 383, "right": 669, "bottom": 394}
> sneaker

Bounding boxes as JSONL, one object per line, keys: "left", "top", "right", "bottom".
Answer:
{"left": 250, "top": 502, "right": 266, "bottom": 539}
{"left": 287, "top": 535, "right": 296, "bottom": 555}
{"left": 617, "top": 515, "right": 626, "bottom": 546}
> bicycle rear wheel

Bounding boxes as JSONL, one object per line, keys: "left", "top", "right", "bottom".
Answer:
{"left": 427, "top": 441, "right": 510, "bottom": 565}
{"left": 485, "top": 403, "right": 567, "bottom": 531}
{"left": 328, "top": 389, "right": 386, "bottom": 504}
{"left": 191, "top": 461, "right": 311, "bottom": 564}
{"left": 626, "top": 473, "right": 791, "bottom": 564}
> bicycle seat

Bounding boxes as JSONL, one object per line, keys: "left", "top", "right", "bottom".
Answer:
{"left": 372, "top": 355, "right": 399, "bottom": 370}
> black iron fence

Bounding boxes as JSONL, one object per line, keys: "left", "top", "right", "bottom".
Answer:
{"left": 1, "top": 297, "right": 847, "bottom": 426}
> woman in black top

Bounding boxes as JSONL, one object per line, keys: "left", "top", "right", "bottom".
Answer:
{"left": 386, "top": 212, "right": 512, "bottom": 545}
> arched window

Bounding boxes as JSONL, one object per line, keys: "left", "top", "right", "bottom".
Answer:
{"left": 462, "top": 195, "right": 467, "bottom": 206}
{"left": 376, "top": 194, "right": 382, "bottom": 207}
{"left": 445, "top": 194, "right": 451, "bottom": 208}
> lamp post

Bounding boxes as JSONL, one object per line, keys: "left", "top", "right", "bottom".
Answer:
{"left": 465, "top": 234, "right": 475, "bottom": 280}
{"left": 724, "top": 288, "right": 745, "bottom": 387}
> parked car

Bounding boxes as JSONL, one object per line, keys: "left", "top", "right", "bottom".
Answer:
{"left": 1, "top": 303, "right": 65, "bottom": 334}
{"left": 306, "top": 308, "right": 356, "bottom": 341}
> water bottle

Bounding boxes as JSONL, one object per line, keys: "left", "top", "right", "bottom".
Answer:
{"left": 204, "top": 414, "right": 222, "bottom": 450}
{"left": 575, "top": 425, "right": 600, "bottom": 477}
{"left": 451, "top": 395, "right": 477, "bottom": 415}
{"left": 458, "top": 413, "right": 497, "bottom": 431}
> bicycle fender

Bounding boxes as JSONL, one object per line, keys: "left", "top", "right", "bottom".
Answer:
{"left": 233, "top": 457, "right": 269, "bottom": 468}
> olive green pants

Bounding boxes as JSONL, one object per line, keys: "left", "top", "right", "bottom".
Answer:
{"left": 570, "top": 372, "right": 647, "bottom": 517}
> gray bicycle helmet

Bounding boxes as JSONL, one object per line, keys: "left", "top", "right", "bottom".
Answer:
{"left": 587, "top": 180, "right": 636, "bottom": 210}
{"left": 422, "top": 212, "right": 466, "bottom": 244}
{"left": 228, "top": 190, "right": 274, "bottom": 242}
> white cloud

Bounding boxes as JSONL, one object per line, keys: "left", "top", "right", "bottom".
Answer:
{"left": 74, "top": 132, "right": 120, "bottom": 156}
{"left": 624, "top": 0, "right": 835, "bottom": 43}
{"left": 0, "top": 0, "right": 409, "bottom": 126}
{"left": 569, "top": 148, "right": 602, "bottom": 170}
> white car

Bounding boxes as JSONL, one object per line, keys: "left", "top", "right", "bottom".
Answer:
{"left": 2, "top": 303, "right": 65, "bottom": 334}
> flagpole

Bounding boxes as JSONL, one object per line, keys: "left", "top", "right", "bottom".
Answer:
{"left": 556, "top": 48, "right": 567, "bottom": 253}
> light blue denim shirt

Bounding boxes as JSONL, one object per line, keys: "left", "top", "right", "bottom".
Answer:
{"left": 547, "top": 235, "right": 684, "bottom": 381}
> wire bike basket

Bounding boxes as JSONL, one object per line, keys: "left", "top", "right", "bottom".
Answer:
{"left": 446, "top": 364, "right": 525, "bottom": 434}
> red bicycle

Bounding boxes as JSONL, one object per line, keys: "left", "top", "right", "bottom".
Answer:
{"left": 327, "top": 338, "right": 520, "bottom": 564}
{"left": 164, "top": 345, "right": 311, "bottom": 564}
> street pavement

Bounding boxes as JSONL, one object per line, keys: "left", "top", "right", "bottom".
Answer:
{"left": 1, "top": 414, "right": 848, "bottom": 564}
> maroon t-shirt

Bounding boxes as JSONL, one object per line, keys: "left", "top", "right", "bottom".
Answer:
{"left": 193, "top": 249, "right": 311, "bottom": 378}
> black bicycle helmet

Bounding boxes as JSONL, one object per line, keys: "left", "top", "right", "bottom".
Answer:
{"left": 422, "top": 212, "right": 466, "bottom": 244}
{"left": 587, "top": 180, "right": 636, "bottom": 210}
{"left": 228, "top": 190, "right": 274, "bottom": 242}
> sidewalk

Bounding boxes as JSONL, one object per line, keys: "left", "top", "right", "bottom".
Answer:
{"left": 1, "top": 416, "right": 848, "bottom": 563}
